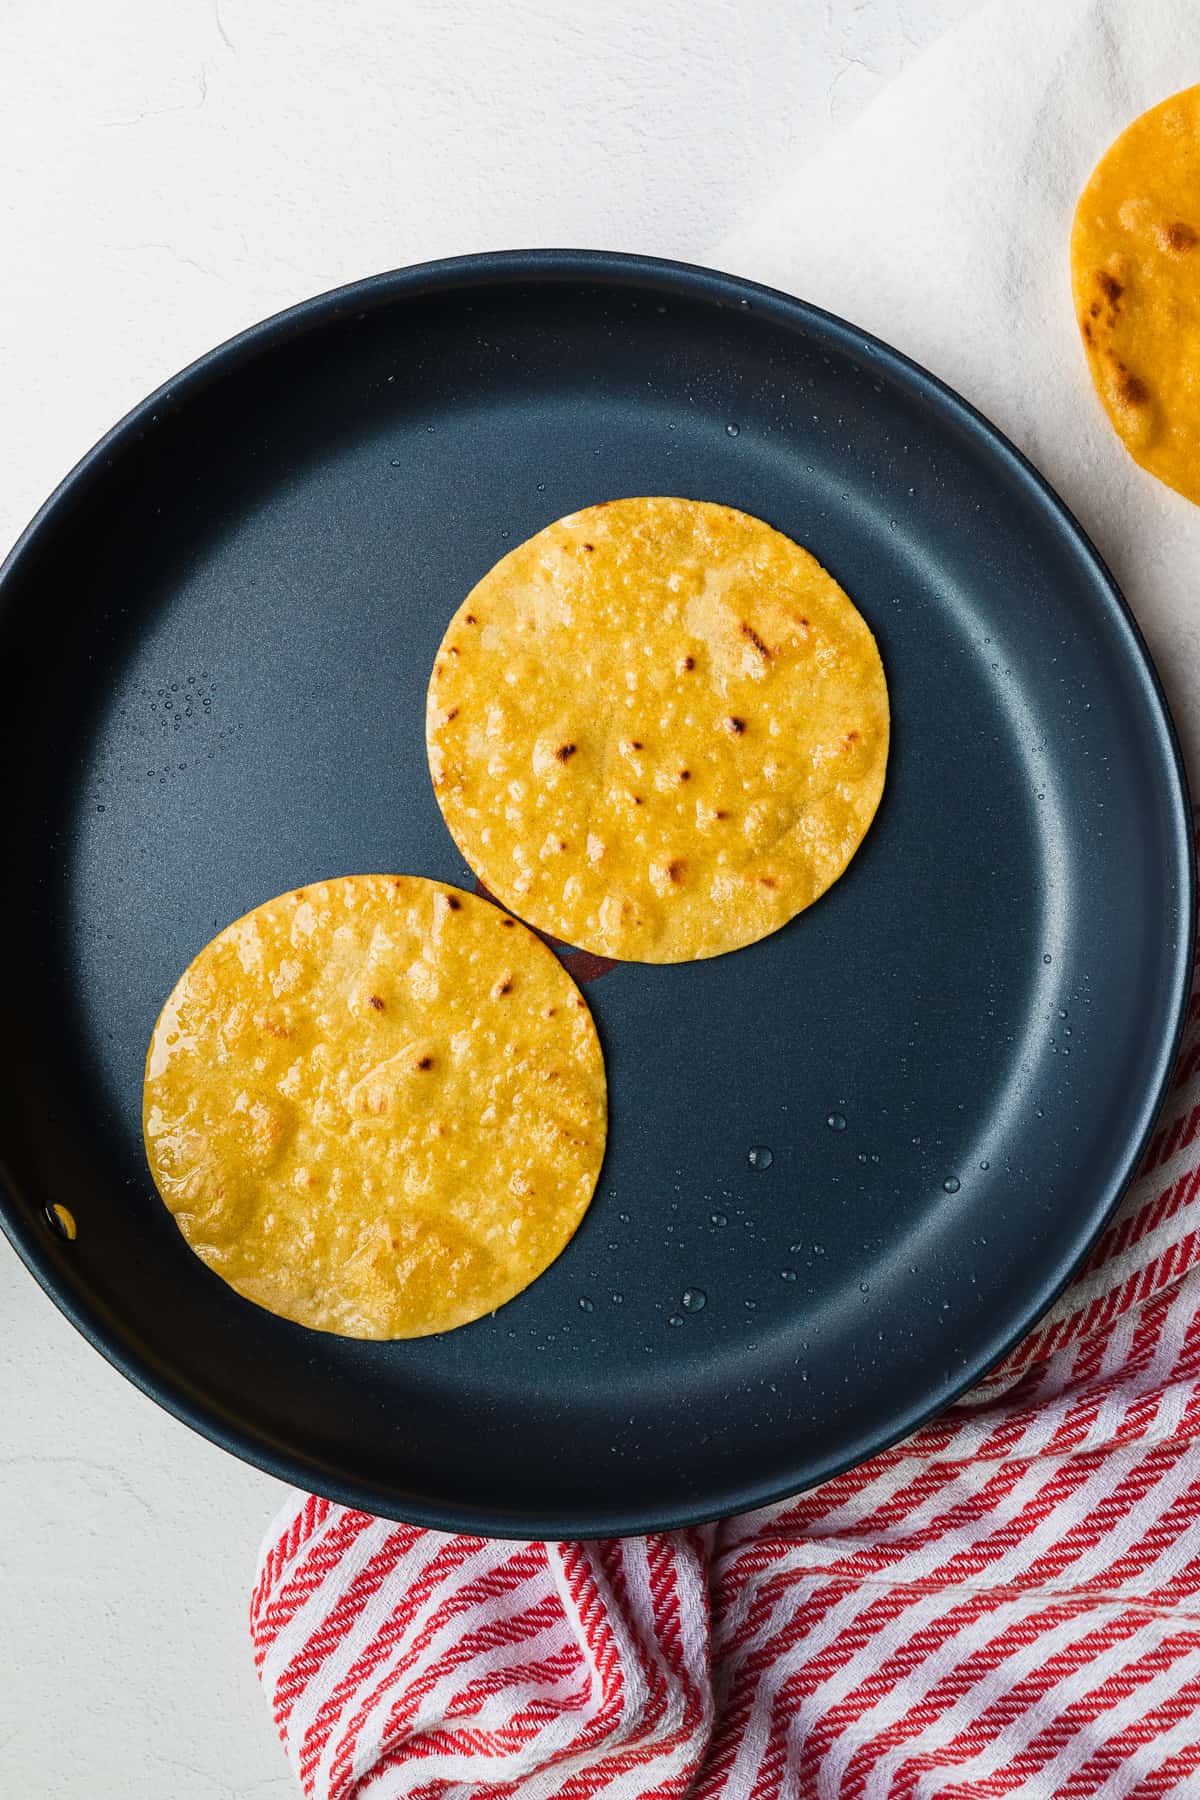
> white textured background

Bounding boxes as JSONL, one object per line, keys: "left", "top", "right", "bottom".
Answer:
{"left": 0, "top": 2, "right": 977, "bottom": 1793}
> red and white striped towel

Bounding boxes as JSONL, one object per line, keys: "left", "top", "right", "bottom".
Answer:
{"left": 252, "top": 900, "right": 1200, "bottom": 1799}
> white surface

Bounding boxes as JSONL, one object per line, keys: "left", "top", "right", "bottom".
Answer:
{"left": 719, "top": 0, "right": 1200, "bottom": 778}
{"left": 3, "top": 0, "right": 1111, "bottom": 1794}
{"left": 0, "top": 0, "right": 973, "bottom": 563}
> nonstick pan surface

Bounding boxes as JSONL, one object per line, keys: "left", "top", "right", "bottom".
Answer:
{"left": 0, "top": 252, "right": 1191, "bottom": 1536}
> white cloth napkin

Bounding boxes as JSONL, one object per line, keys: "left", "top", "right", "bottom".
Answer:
{"left": 716, "top": 0, "right": 1200, "bottom": 778}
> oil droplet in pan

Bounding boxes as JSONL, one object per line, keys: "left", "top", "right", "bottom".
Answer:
{"left": 45, "top": 1203, "right": 76, "bottom": 1241}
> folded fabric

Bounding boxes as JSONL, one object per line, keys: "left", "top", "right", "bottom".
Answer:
{"left": 252, "top": 863, "right": 1200, "bottom": 1798}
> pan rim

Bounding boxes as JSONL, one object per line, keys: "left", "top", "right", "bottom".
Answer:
{"left": 0, "top": 248, "right": 1192, "bottom": 1537}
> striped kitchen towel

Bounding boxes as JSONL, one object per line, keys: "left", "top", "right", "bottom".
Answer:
{"left": 252, "top": 927, "right": 1200, "bottom": 1798}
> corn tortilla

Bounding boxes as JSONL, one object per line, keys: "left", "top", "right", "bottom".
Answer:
{"left": 426, "top": 498, "right": 889, "bottom": 962}
{"left": 143, "top": 876, "right": 607, "bottom": 1338}
{"left": 1071, "top": 85, "right": 1200, "bottom": 506}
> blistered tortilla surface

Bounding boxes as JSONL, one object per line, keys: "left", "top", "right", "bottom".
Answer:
{"left": 427, "top": 497, "right": 889, "bottom": 961}
{"left": 1071, "top": 85, "right": 1200, "bottom": 505}
{"left": 143, "top": 875, "right": 607, "bottom": 1338}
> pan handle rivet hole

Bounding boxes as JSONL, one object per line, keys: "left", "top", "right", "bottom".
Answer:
{"left": 44, "top": 1203, "right": 77, "bottom": 1242}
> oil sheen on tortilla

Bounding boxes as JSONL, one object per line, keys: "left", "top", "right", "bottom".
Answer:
{"left": 1071, "top": 85, "right": 1200, "bottom": 506}
{"left": 143, "top": 876, "right": 607, "bottom": 1338}
{"left": 427, "top": 498, "right": 889, "bottom": 962}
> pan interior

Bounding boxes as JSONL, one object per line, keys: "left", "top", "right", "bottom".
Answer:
{"left": 0, "top": 258, "right": 1189, "bottom": 1534}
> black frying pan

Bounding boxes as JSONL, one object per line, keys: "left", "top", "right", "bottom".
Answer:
{"left": 0, "top": 252, "right": 1191, "bottom": 1536}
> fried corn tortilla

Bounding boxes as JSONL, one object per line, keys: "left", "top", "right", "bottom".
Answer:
{"left": 426, "top": 498, "right": 889, "bottom": 962}
{"left": 143, "top": 876, "right": 606, "bottom": 1338}
{"left": 1071, "top": 85, "right": 1200, "bottom": 505}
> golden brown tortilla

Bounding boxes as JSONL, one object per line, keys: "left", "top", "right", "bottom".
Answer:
{"left": 1071, "top": 85, "right": 1200, "bottom": 505}
{"left": 143, "top": 876, "right": 607, "bottom": 1338}
{"left": 426, "top": 498, "right": 889, "bottom": 962}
